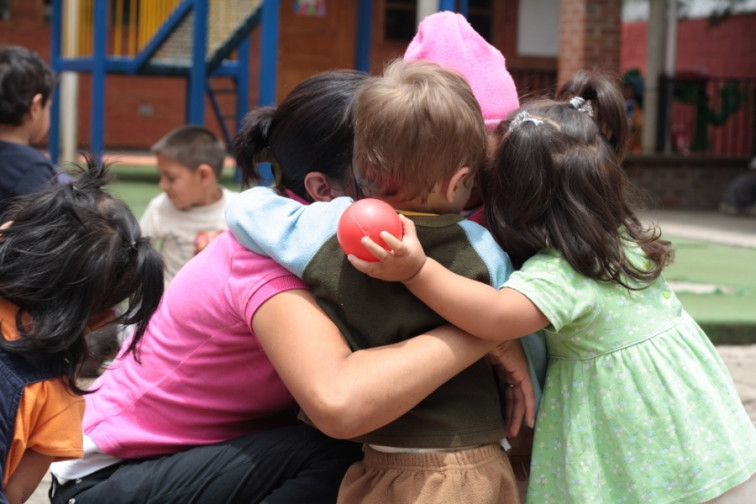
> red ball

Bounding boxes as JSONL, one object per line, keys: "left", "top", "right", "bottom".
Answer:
{"left": 337, "top": 198, "right": 403, "bottom": 261}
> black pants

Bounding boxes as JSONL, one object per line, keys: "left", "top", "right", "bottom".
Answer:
{"left": 49, "top": 424, "right": 362, "bottom": 504}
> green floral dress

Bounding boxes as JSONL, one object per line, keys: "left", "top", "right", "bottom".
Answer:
{"left": 505, "top": 249, "right": 756, "bottom": 504}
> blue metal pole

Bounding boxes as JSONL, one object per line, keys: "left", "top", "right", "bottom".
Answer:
{"left": 232, "top": 38, "right": 251, "bottom": 184}
{"left": 438, "top": 0, "right": 455, "bottom": 12}
{"left": 49, "top": 0, "right": 63, "bottom": 163}
{"left": 91, "top": 0, "right": 108, "bottom": 158}
{"left": 188, "top": 0, "right": 208, "bottom": 124}
{"left": 235, "top": 37, "right": 250, "bottom": 131}
{"left": 259, "top": 0, "right": 279, "bottom": 106}
{"left": 355, "top": 0, "right": 372, "bottom": 71}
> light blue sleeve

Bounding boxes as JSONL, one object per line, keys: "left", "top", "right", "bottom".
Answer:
{"left": 458, "top": 220, "right": 548, "bottom": 411}
{"left": 225, "top": 186, "right": 354, "bottom": 277}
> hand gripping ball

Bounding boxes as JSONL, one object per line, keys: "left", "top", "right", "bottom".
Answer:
{"left": 337, "top": 198, "right": 403, "bottom": 261}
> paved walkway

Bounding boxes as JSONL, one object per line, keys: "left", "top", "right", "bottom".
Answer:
{"left": 642, "top": 209, "right": 756, "bottom": 248}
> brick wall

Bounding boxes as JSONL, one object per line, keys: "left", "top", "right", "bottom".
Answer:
{"left": 624, "top": 155, "right": 749, "bottom": 210}
{"left": 622, "top": 12, "right": 756, "bottom": 79}
{"left": 559, "top": 0, "right": 622, "bottom": 86}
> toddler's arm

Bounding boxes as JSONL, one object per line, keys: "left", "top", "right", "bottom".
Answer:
{"left": 349, "top": 215, "right": 549, "bottom": 342}
{"left": 225, "top": 186, "right": 353, "bottom": 277}
{"left": 3, "top": 449, "right": 55, "bottom": 504}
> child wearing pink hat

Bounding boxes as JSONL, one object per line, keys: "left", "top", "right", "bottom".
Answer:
{"left": 404, "top": 11, "right": 520, "bottom": 225}
{"left": 404, "top": 11, "right": 520, "bottom": 132}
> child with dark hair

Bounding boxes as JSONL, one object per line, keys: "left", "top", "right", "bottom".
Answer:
{"left": 140, "top": 124, "right": 237, "bottom": 286}
{"left": 351, "top": 70, "right": 756, "bottom": 503}
{"left": 0, "top": 158, "right": 164, "bottom": 504}
{"left": 0, "top": 45, "right": 61, "bottom": 216}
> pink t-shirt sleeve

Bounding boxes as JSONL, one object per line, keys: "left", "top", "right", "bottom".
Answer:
{"left": 225, "top": 237, "right": 308, "bottom": 326}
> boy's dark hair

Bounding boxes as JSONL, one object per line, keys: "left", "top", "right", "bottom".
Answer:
{"left": 0, "top": 45, "right": 56, "bottom": 126}
{"left": 234, "top": 70, "right": 369, "bottom": 200}
{"left": 483, "top": 70, "right": 672, "bottom": 289}
{"left": 151, "top": 125, "right": 227, "bottom": 179}
{"left": 0, "top": 155, "right": 164, "bottom": 394}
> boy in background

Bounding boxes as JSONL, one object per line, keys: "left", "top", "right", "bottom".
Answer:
{"left": 140, "top": 125, "right": 237, "bottom": 286}
{"left": 0, "top": 45, "right": 61, "bottom": 215}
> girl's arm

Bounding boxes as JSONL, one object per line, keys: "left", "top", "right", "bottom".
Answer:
{"left": 349, "top": 215, "right": 549, "bottom": 342}
{"left": 253, "top": 288, "right": 534, "bottom": 438}
{"left": 3, "top": 449, "right": 55, "bottom": 504}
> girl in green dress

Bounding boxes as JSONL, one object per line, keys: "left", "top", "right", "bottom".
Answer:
{"left": 348, "top": 70, "right": 756, "bottom": 503}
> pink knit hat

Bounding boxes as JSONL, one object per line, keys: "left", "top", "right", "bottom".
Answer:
{"left": 404, "top": 11, "right": 519, "bottom": 131}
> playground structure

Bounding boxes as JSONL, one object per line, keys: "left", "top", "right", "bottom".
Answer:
{"left": 48, "top": 0, "right": 466, "bottom": 162}
{"left": 48, "top": 0, "right": 373, "bottom": 161}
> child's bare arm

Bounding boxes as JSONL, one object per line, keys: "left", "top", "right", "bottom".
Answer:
{"left": 349, "top": 215, "right": 549, "bottom": 342}
{"left": 4, "top": 449, "right": 55, "bottom": 504}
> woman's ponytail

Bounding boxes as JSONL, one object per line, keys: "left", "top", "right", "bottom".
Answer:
{"left": 234, "top": 107, "right": 276, "bottom": 188}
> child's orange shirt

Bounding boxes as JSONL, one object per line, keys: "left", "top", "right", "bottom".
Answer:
{"left": 1, "top": 298, "right": 85, "bottom": 486}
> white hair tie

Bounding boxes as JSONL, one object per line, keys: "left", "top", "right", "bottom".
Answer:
{"left": 509, "top": 111, "right": 543, "bottom": 130}
{"left": 569, "top": 96, "right": 594, "bottom": 117}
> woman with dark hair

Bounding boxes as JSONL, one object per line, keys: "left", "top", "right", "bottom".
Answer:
{"left": 48, "top": 70, "right": 523, "bottom": 504}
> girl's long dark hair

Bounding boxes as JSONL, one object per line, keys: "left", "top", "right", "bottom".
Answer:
{"left": 0, "top": 156, "right": 164, "bottom": 393}
{"left": 233, "top": 70, "right": 369, "bottom": 200}
{"left": 483, "top": 70, "right": 672, "bottom": 289}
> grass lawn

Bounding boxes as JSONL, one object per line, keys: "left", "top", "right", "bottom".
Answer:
{"left": 663, "top": 236, "right": 756, "bottom": 344}
{"left": 106, "top": 164, "right": 756, "bottom": 344}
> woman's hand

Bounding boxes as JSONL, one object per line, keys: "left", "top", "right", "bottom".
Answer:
{"left": 347, "top": 215, "right": 427, "bottom": 283}
{"left": 487, "top": 340, "right": 536, "bottom": 437}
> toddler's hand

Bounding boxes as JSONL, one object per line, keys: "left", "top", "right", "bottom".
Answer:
{"left": 347, "top": 215, "right": 426, "bottom": 282}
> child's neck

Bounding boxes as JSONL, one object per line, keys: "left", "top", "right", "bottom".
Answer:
{"left": 0, "top": 124, "right": 32, "bottom": 145}
{"left": 196, "top": 185, "right": 224, "bottom": 207}
{"left": 382, "top": 192, "right": 460, "bottom": 215}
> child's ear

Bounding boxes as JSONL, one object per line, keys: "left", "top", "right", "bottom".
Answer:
{"left": 196, "top": 164, "right": 216, "bottom": 184}
{"left": 27, "top": 93, "right": 44, "bottom": 119}
{"left": 304, "top": 171, "right": 340, "bottom": 202}
{"left": 444, "top": 166, "right": 472, "bottom": 203}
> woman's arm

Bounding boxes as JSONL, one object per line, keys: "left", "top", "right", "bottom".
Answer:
{"left": 349, "top": 215, "right": 550, "bottom": 342}
{"left": 4, "top": 449, "right": 55, "bottom": 504}
{"left": 252, "top": 288, "right": 513, "bottom": 439}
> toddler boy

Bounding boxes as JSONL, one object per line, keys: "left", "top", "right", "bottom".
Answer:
{"left": 0, "top": 45, "right": 60, "bottom": 215}
{"left": 140, "top": 125, "right": 237, "bottom": 286}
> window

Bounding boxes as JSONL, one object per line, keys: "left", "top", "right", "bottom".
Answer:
{"left": 384, "top": 0, "right": 416, "bottom": 41}
{"left": 383, "top": 1, "right": 494, "bottom": 43}
{"left": 0, "top": 0, "right": 11, "bottom": 21}
{"left": 467, "top": 0, "right": 493, "bottom": 42}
